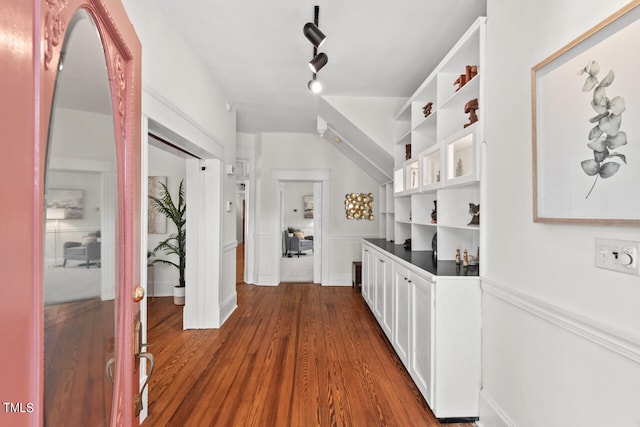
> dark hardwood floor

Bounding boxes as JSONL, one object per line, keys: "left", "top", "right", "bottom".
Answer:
{"left": 142, "top": 245, "right": 476, "bottom": 427}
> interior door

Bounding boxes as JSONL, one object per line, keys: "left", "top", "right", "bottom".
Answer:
{"left": 0, "top": 1, "right": 142, "bottom": 426}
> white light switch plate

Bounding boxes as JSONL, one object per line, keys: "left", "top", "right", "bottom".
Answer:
{"left": 595, "top": 238, "right": 640, "bottom": 275}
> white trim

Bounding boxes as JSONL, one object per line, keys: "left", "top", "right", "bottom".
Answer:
{"left": 236, "top": 142, "right": 256, "bottom": 286}
{"left": 326, "top": 274, "right": 352, "bottom": 287}
{"left": 223, "top": 240, "right": 238, "bottom": 252}
{"left": 139, "top": 115, "right": 150, "bottom": 424}
{"left": 329, "top": 234, "right": 381, "bottom": 240}
{"left": 256, "top": 275, "right": 278, "bottom": 286}
{"left": 220, "top": 293, "right": 237, "bottom": 325}
{"left": 477, "top": 390, "right": 516, "bottom": 427}
{"left": 143, "top": 86, "right": 224, "bottom": 159}
{"left": 326, "top": 124, "right": 392, "bottom": 182}
{"left": 49, "top": 156, "right": 113, "bottom": 172}
{"left": 272, "top": 169, "right": 330, "bottom": 181}
{"left": 482, "top": 278, "right": 640, "bottom": 364}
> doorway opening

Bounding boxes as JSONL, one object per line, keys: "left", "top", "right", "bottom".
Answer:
{"left": 146, "top": 133, "right": 196, "bottom": 303}
{"left": 272, "top": 169, "right": 329, "bottom": 286}
{"left": 280, "top": 181, "right": 315, "bottom": 283}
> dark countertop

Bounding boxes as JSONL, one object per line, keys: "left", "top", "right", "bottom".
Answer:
{"left": 363, "top": 238, "right": 479, "bottom": 278}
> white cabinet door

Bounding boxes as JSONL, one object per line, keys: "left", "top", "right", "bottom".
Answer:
{"left": 431, "top": 278, "right": 482, "bottom": 418}
{"left": 362, "top": 246, "right": 373, "bottom": 308}
{"left": 374, "top": 253, "right": 393, "bottom": 339}
{"left": 373, "top": 252, "right": 384, "bottom": 321}
{"left": 409, "top": 272, "right": 434, "bottom": 407}
{"left": 382, "top": 254, "right": 394, "bottom": 339}
{"left": 393, "top": 264, "right": 410, "bottom": 366}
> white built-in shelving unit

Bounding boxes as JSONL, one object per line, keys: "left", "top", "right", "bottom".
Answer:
{"left": 378, "top": 180, "right": 395, "bottom": 241}
{"left": 392, "top": 17, "right": 485, "bottom": 261}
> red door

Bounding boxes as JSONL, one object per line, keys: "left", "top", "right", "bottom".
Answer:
{"left": 0, "top": 1, "right": 141, "bottom": 426}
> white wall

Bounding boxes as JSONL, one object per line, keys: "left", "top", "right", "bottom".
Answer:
{"left": 283, "top": 182, "right": 314, "bottom": 235}
{"left": 147, "top": 145, "right": 186, "bottom": 296}
{"left": 255, "top": 132, "right": 380, "bottom": 285}
{"left": 121, "top": 0, "right": 233, "bottom": 146}
{"left": 481, "top": 1, "right": 640, "bottom": 426}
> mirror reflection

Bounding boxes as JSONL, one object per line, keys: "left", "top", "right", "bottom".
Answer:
{"left": 43, "top": 9, "right": 118, "bottom": 426}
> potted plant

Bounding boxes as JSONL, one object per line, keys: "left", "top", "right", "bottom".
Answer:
{"left": 149, "top": 180, "right": 186, "bottom": 305}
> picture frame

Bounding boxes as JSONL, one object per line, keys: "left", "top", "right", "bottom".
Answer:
{"left": 532, "top": 1, "right": 640, "bottom": 225}
{"left": 45, "top": 188, "right": 84, "bottom": 219}
{"left": 148, "top": 176, "right": 168, "bottom": 233}
{"left": 303, "top": 195, "right": 314, "bottom": 219}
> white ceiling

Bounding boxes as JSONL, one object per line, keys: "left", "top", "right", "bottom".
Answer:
{"left": 156, "top": 0, "right": 487, "bottom": 134}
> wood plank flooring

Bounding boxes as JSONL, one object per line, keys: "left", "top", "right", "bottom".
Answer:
{"left": 44, "top": 298, "right": 114, "bottom": 427}
{"left": 144, "top": 283, "right": 476, "bottom": 426}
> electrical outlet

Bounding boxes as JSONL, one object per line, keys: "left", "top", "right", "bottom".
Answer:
{"left": 595, "top": 238, "right": 640, "bottom": 275}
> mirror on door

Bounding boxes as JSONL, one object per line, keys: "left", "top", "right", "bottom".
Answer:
{"left": 43, "top": 9, "right": 118, "bottom": 426}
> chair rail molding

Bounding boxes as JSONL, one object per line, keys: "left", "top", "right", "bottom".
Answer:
{"left": 481, "top": 278, "right": 640, "bottom": 364}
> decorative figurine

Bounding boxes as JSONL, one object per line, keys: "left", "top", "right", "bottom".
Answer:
{"left": 454, "top": 74, "right": 467, "bottom": 92}
{"left": 465, "top": 65, "right": 478, "bottom": 82}
{"left": 463, "top": 249, "right": 469, "bottom": 267}
{"left": 464, "top": 98, "right": 479, "bottom": 128}
{"left": 468, "top": 203, "right": 480, "bottom": 225}
{"left": 455, "top": 249, "right": 461, "bottom": 265}
{"left": 422, "top": 102, "right": 433, "bottom": 118}
{"left": 431, "top": 200, "right": 437, "bottom": 224}
{"left": 454, "top": 65, "right": 478, "bottom": 92}
{"left": 456, "top": 158, "right": 463, "bottom": 177}
{"left": 469, "top": 247, "right": 479, "bottom": 266}
{"left": 403, "top": 238, "right": 412, "bottom": 249}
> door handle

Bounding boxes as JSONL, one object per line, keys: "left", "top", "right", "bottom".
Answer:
{"left": 138, "top": 352, "right": 155, "bottom": 395}
{"left": 105, "top": 357, "right": 115, "bottom": 385}
{"left": 134, "top": 352, "right": 155, "bottom": 417}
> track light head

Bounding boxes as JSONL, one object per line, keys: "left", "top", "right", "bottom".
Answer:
{"left": 303, "top": 22, "right": 326, "bottom": 48}
{"left": 308, "top": 52, "right": 328, "bottom": 73}
{"left": 308, "top": 78, "right": 323, "bottom": 94}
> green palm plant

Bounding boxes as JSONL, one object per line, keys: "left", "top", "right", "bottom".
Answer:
{"left": 149, "top": 180, "right": 186, "bottom": 288}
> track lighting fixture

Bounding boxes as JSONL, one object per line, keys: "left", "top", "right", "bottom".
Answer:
{"left": 304, "top": 5, "right": 328, "bottom": 93}
{"left": 303, "top": 22, "right": 326, "bottom": 48}
{"left": 308, "top": 52, "right": 328, "bottom": 73}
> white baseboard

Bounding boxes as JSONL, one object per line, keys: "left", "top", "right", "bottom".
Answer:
{"left": 325, "top": 273, "right": 351, "bottom": 286}
{"left": 256, "top": 274, "right": 278, "bottom": 286}
{"left": 220, "top": 293, "right": 237, "bottom": 325}
{"left": 477, "top": 390, "right": 516, "bottom": 427}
